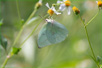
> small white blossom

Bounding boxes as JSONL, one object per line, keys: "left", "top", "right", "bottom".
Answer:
{"left": 57, "top": 0, "right": 72, "bottom": 15}
{"left": 46, "top": 3, "right": 61, "bottom": 15}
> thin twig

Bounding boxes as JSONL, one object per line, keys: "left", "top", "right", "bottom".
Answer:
{"left": 79, "top": 15, "right": 100, "bottom": 68}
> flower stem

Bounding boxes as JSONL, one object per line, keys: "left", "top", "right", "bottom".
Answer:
{"left": 20, "top": 14, "right": 48, "bottom": 47}
{"left": 85, "top": 10, "right": 99, "bottom": 26}
{"left": 1, "top": 14, "right": 48, "bottom": 68}
{"left": 84, "top": 25, "right": 100, "bottom": 68}
{"left": 79, "top": 15, "right": 100, "bottom": 68}
{"left": 2, "top": 2, "right": 38, "bottom": 68}
{"left": 12, "top": 8, "right": 37, "bottom": 46}
{"left": 16, "top": 0, "right": 21, "bottom": 20}
{"left": 1, "top": 57, "right": 9, "bottom": 68}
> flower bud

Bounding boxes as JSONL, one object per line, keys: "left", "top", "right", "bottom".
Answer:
{"left": 72, "top": 6, "right": 80, "bottom": 15}
{"left": 35, "top": 0, "right": 42, "bottom": 9}
{"left": 97, "top": 1, "right": 102, "bottom": 7}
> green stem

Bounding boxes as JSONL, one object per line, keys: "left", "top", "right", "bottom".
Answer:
{"left": 1, "top": 14, "right": 48, "bottom": 68}
{"left": 2, "top": 5, "right": 38, "bottom": 68}
{"left": 20, "top": 14, "right": 48, "bottom": 47}
{"left": 13, "top": 8, "right": 37, "bottom": 46}
{"left": 16, "top": 0, "right": 21, "bottom": 20}
{"left": 85, "top": 10, "right": 99, "bottom": 26}
{"left": 85, "top": 25, "right": 100, "bottom": 68}
{"left": 1, "top": 57, "right": 9, "bottom": 68}
{"left": 20, "top": 24, "right": 39, "bottom": 47}
{"left": 79, "top": 15, "right": 100, "bottom": 68}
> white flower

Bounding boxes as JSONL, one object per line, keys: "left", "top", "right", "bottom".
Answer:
{"left": 46, "top": 3, "right": 61, "bottom": 16}
{"left": 57, "top": 0, "right": 72, "bottom": 15}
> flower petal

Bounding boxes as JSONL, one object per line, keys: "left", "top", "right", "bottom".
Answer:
{"left": 57, "top": 0, "right": 63, "bottom": 4}
{"left": 46, "top": 3, "right": 50, "bottom": 9}
{"left": 96, "top": 1, "right": 98, "bottom": 4}
{"left": 63, "top": 0, "right": 67, "bottom": 2}
{"left": 51, "top": 6, "right": 55, "bottom": 10}
{"left": 59, "top": 4, "right": 66, "bottom": 11}
{"left": 51, "top": 6, "right": 61, "bottom": 15}
{"left": 54, "top": 11, "right": 61, "bottom": 15}
{"left": 67, "top": 7, "right": 71, "bottom": 15}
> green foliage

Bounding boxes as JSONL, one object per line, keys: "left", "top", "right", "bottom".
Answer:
{"left": 0, "top": 19, "right": 3, "bottom": 26}
{"left": 11, "top": 47, "right": 21, "bottom": 55}
{"left": 0, "top": 35, "right": 8, "bottom": 50}
{"left": 97, "top": 56, "right": 102, "bottom": 63}
{"left": 0, "top": 0, "right": 101, "bottom": 67}
{"left": 38, "top": 20, "right": 68, "bottom": 48}
{"left": 100, "top": 65, "right": 102, "bottom": 68}
{"left": 20, "top": 19, "right": 24, "bottom": 24}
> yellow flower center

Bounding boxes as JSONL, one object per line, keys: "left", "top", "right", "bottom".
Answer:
{"left": 72, "top": 6, "right": 79, "bottom": 11}
{"left": 64, "top": 0, "right": 71, "bottom": 7}
{"left": 97, "top": 1, "right": 102, "bottom": 7}
{"left": 72, "top": 6, "right": 80, "bottom": 14}
{"left": 47, "top": 9, "right": 54, "bottom": 16}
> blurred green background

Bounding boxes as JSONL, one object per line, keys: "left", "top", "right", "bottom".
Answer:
{"left": 0, "top": 0, "right": 102, "bottom": 68}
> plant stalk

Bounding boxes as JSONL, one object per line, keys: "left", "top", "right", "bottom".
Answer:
{"left": 79, "top": 15, "right": 100, "bottom": 68}
{"left": 1, "top": 14, "right": 48, "bottom": 68}
{"left": 1, "top": 57, "right": 9, "bottom": 68}
{"left": 13, "top": 8, "right": 37, "bottom": 46}
{"left": 2, "top": 3, "right": 38, "bottom": 68}
{"left": 20, "top": 14, "right": 48, "bottom": 47}
{"left": 85, "top": 10, "right": 99, "bottom": 26}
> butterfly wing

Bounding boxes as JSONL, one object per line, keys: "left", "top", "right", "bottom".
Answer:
{"left": 38, "top": 20, "right": 68, "bottom": 48}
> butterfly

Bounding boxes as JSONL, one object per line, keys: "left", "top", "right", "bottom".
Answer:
{"left": 38, "top": 19, "right": 68, "bottom": 48}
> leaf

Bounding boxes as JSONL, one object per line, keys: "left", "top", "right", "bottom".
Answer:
{"left": 38, "top": 19, "right": 68, "bottom": 48}
{"left": 0, "top": 19, "right": 3, "bottom": 26}
{"left": 100, "top": 65, "right": 102, "bottom": 68}
{"left": 97, "top": 56, "right": 102, "bottom": 63}
{"left": 21, "top": 19, "right": 24, "bottom": 24}
{"left": 11, "top": 47, "right": 21, "bottom": 55}
{"left": 0, "top": 35, "right": 8, "bottom": 50}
